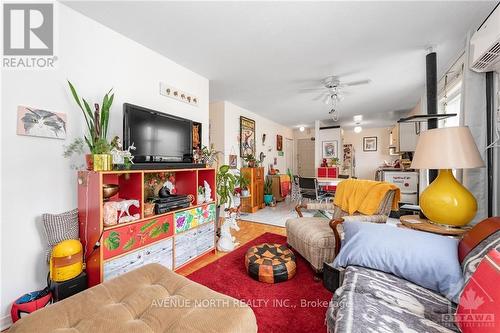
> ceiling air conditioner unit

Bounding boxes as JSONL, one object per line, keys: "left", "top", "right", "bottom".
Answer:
{"left": 470, "top": 5, "right": 500, "bottom": 72}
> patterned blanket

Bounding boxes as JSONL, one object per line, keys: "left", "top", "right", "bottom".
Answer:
{"left": 326, "top": 266, "right": 459, "bottom": 333}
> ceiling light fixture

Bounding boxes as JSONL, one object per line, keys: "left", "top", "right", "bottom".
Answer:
{"left": 353, "top": 115, "right": 363, "bottom": 123}
{"left": 299, "top": 126, "right": 305, "bottom": 132}
{"left": 354, "top": 126, "right": 363, "bottom": 133}
{"left": 323, "top": 94, "right": 331, "bottom": 105}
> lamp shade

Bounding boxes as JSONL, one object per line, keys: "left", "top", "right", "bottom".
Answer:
{"left": 411, "top": 126, "right": 485, "bottom": 169}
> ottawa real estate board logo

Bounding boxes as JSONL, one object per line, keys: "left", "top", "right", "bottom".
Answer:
{"left": 3, "top": 3, "right": 56, "bottom": 68}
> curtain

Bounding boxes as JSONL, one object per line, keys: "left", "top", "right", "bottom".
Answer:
{"left": 461, "top": 31, "right": 488, "bottom": 224}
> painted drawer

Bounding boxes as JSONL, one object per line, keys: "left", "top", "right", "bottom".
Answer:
{"left": 103, "top": 238, "right": 173, "bottom": 281}
{"left": 102, "top": 214, "right": 174, "bottom": 260}
{"left": 174, "top": 222, "right": 215, "bottom": 268}
{"left": 195, "top": 223, "right": 215, "bottom": 255}
{"left": 174, "top": 228, "right": 197, "bottom": 268}
{"left": 174, "top": 203, "right": 216, "bottom": 234}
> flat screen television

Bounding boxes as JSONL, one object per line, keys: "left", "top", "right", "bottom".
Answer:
{"left": 123, "top": 103, "right": 193, "bottom": 163}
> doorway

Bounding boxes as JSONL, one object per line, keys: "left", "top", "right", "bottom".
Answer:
{"left": 296, "top": 138, "right": 315, "bottom": 177}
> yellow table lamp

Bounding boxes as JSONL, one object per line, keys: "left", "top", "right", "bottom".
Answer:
{"left": 411, "top": 126, "right": 485, "bottom": 227}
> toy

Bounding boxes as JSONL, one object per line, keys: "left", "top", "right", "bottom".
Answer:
{"left": 50, "top": 239, "right": 83, "bottom": 282}
{"left": 11, "top": 288, "right": 51, "bottom": 323}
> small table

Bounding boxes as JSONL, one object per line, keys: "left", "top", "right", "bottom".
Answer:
{"left": 399, "top": 215, "right": 470, "bottom": 237}
{"left": 316, "top": 177, "right": 342, "bottom": 187}
{"left": 245, "top": 243, "right": 296, "bottom": 283}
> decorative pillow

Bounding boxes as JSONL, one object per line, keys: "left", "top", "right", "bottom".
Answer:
{"left": 455, "top": 249, "right": 499, "bottom": 333}
{"left": 42, "top": 209, "right": 79, "bottom": 260}
{"left": 461, "top": 230, "right": 500, "bottom": 283}
{"left": 333, "top": 221, "right": 464, "bottom": 302}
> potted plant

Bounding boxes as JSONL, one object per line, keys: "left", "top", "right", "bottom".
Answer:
{"left": 238, "top": 174, "right": 251, "bottom": 197}
{"left": 216, "top": 165, "right": 237, "bottom": 208}
{"left": 264, "top": 178, "right": 273, "bottom": 205}
{"left": 197, "top": 186, "right": 205, "bottom": 204}
{"left": 67, "top": 81, "right": 114, "bottom": 171}
{"left": 243, "top": 154, "right": 258, "bottom": 168}
{"left": 198, "top": 144, "right": 222, "bottom": 167}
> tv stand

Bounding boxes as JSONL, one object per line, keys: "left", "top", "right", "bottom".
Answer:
{"left": 130, "top": 162, "right": 206, "bottom": 170}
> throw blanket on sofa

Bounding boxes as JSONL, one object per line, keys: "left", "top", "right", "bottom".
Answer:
{"left": 333, "top": 179, "right": 400, "bottom": 215}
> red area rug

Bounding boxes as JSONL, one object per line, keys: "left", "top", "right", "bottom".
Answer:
{"left": 188, "top": 232, "right": 332, "bottom": 333}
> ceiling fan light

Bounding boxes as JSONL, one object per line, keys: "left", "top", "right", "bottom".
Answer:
{"left": 354, "top": 126, "right": 363, "bottom": 133}
{"left": 323, "top": 94, "right": 331, "bottom": 105}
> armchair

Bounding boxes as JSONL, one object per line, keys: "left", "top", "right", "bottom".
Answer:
{"left": 286, "top": 189, "right": 396, "bottom": 278}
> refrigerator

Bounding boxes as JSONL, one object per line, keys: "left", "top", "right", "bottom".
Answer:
{"left": 381, "top": 170, "right": 419, "bottom": 204}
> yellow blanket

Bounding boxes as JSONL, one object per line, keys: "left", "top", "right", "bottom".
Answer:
{"left": 333, "top": 179, "right": 400, "bottom": 215}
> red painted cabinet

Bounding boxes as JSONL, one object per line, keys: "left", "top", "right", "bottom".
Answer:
{"left": 78, "top": 168, "right": 216, "bottom": 287}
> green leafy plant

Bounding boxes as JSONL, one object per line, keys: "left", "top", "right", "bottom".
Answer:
{"left": 68, "top": 81, "right": 114, "bottom": 154}
{"left": 216, "top": 165, "right": 237, "bottom": 207}
{"left": 237, "top": 173, "right": 250, "bottom": 190}
{"left": 198, "top": 186, "right": 205, "bottom": 195}
{"left": 198, "top": 144, "right": 222, "bottom": 167}
{"left": 243, "top": 154, "right": 258, "bottom": 167}
{"left": 264, "top": 178, "right": 273, "bottom": 195}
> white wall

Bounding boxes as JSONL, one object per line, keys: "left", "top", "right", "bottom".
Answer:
{"left": 343, "top": 127, "right": 397, "bottom": 180}
{"left": 0, "top": 3, "right": 209, "bottom": 328}
{"left": 209, "top": 101, "right": 294, "bottom": 175}
{"left": 315, "top": 121, "right": 343, "bottom": 169}
{"left": 209, "top": 101, "right": 225, "bottom": 155}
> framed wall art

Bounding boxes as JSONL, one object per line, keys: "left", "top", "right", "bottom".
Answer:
{"left": 240, "top": 116, "right": 256, "bottom": 157}
{"left": 17, "top": 105, "right": 67, "bottom": 139}
{"left": 276, "top": 135, "right": 283, "bottom": 151}
{"left": 363, "top": 136, "right": 378, "bottom": 152}
{"left": 229, "top": 154, "right": 238, "bottom": 168}
{"left": 322, "top": 140, "right": 338, "bottom": 159}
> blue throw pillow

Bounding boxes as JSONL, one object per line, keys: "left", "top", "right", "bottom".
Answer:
{"left": 333, "top": 221, "right": 464, "bottom": 302}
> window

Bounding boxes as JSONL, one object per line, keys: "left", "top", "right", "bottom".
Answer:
{"left": 438, "top": 80, "right": 462, "bottom": 128}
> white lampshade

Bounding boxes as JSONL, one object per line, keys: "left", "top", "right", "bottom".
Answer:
{"left": 411, "top": 126, "right": 485, "bottom": 169}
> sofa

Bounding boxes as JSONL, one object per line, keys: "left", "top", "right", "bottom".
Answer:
{"left": 285, "top": 187, "right": 396, "bottom": 275}
{"left": 9, "top": 263, "right": 257, "bottom": 333}
{"left": 325, "top": 217, "right": 500, "bottom": 333}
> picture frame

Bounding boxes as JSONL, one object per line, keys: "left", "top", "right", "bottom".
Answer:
{"left": 322, "top": 140, "right": 338, "bottom": 159}
{"left": 363, "top": 136, "right": 378, "bottom": 152}
{"left": 276, "top": 135, "right": 283, "bottom": 151}
{"left": 229, "top": 154, "right": 237, "bottom": 168}
{"left": 240, "top": 116, "right": 256, "bottom": 157}
{"left": 17, "top": 105, "right": 67, "bottom": 139}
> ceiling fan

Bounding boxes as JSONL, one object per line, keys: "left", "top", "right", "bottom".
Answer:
{"left": 301, "top": 75, "right": 371, "bottom": 121}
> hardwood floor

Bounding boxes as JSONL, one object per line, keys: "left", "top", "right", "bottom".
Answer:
{"left": 176, "top": 220, "right": 286, "bottom": 276}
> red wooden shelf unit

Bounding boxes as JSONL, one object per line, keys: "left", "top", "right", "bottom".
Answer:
{"left": 78, "top": 167, "right": 217, "bottom": 287}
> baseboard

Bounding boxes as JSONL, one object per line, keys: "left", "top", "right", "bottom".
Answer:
{"left": 1, "top": 314, "right": 12, "bottom": 331}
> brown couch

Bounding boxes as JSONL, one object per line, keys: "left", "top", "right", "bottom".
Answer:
{"left": 9, "top": 264, "right": 257, "bottom": 333}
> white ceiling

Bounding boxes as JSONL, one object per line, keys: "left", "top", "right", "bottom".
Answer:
{"left": 64, "top": 1, "right": 496, "bottom": 129}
